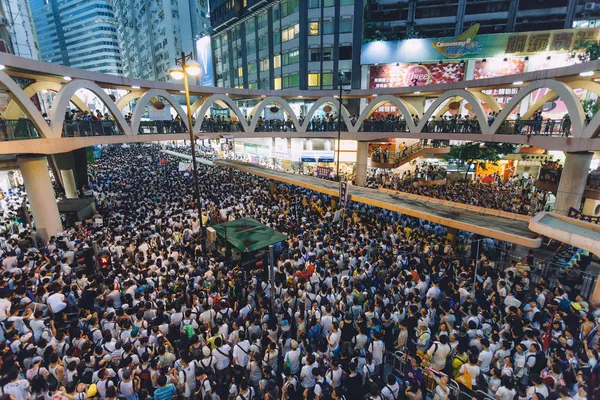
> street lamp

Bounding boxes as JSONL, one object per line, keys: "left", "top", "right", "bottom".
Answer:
{"left": 170, "top": 52, "right": 206, "bottom": 255}
{"left": 336, "top": 73, "right": 344, "bottom": 182}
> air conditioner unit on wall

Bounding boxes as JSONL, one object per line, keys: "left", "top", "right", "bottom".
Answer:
{"left": 585, "top": 2, "right": 596, "bottom": 10}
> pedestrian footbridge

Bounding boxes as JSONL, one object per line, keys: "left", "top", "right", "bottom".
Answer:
{"left": 2, "top": 54, "right": 600, "bottom": 155}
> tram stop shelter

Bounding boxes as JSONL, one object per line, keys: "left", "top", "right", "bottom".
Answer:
{"left": 212, "top": 217, "right": 287, "bottom": 253}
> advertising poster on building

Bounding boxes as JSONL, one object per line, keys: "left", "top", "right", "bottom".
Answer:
{"left": 369, "top": 62, "right": 465, "bottom": 89}
{"left": 473, "top": 58, "right": 525, "bottom": 79}
{"left": 195, "top": 36, "right": 215, "bottom": 87}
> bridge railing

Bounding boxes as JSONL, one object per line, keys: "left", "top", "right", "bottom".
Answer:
{"left": 138, "top": 120, "right": 188, "bottom": 135}
{"left": 62, "top": 120, "right": 120, "bottom": 137}
{"left": 0, "top": 119, "right": 41, "bottom": 140}
{"left": 497, "top": 119, "right": 572, "bottom": 136}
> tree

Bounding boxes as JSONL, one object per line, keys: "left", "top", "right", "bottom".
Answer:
{"left": 443, "top": 142, "right": 516, "bottom": 180}
{"left": 570, "top": 38, "right": 600, "bottom": 62}
{"left": 581, "top": 99, "right": 600, "bottom": 120}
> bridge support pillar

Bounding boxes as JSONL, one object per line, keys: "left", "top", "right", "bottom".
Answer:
{"left": 60, "top": 169, "right": 78, "bottom": 198}
{"left": 555, "top": 152, "right": 593, "bottom": 215}
{"left": 355, "top": 141, "right": 368, "bottom": 187}
{"left": 17, "top": 156, "right": 63, "bottom": 243}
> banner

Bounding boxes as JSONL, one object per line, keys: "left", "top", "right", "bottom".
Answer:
{"left": 178, "top": 162, "right": 192, "bottom": 172}
{"left": 339, "top": 181, "right": 351, "bottom": 209}
{"left": 473, "top": 58, "right": 525, "bottom": 79}
{"left": 568, "top": 208, "right": 600, "bottom": 225}
{"left": 370, "top": 62, "right": 464, "bottom": 88}
{"left": 316, "top": 166, "right": 332, "bottom": 179}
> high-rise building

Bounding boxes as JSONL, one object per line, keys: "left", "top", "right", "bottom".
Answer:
{"left": 210, "top": 0, "right": 364, "bottom": 91}
{"left": 364, "top": 0, "right": 600, "bottom": 42}
{"left": 0, "top": 1, "right": 14, "bottom": 53}
{"left": 2, "top": 0, "right": 39, "bottom": 59}
{"left": 113, "top": 0, "right": 210, "bottom": 82}
{"left": 30, "top": 0, "right": 122, "bottom": 74}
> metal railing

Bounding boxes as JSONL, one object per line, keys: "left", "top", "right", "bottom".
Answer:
{"left": 0, "top": 119, "right": 41, "bottom": 140}
{"left": 497, "top": 119, "right": 572, "bottom": 136}
{"left": 200, "top": 120, "right": 245, "bottom": 132}
{"left": 62, "top": 120, "right": 120, "bottom": 137}
{"left": 421, "top": 119, "right": 482, "bottom": 133}
{"left": 138, "top": 120, "right": 188, "bottom": 134}
{"left": 360, "top": 119, "right": 409, "bottom": 132}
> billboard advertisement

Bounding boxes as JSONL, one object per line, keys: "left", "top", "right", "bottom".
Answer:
{"left": 369, "top": 62, "right": 465, "bottom": 89}
{"left": 473, "top": 58, "right": 525, "bottom": 79}
{"left": 195, "top": 36, "right": 214, "bottom": 87}
{"left": 361, "top": 27, "right": 599, "bottom": 65}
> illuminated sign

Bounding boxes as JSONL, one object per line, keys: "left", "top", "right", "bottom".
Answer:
{"left": 432, "top": 24, "right": 482, "bottom": 58}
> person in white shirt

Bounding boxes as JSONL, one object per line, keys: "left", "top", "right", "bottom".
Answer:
{"left": 427, "top": 336, "right": 451, "bottom": 371}
{"left": 478, "top": 339, "right": 494, "bottom": 374}
{"left": 284, "top": 340, "right": 302, "bottom": 375}
{"left": 0, "top": 292, "right": 12, "bottom": 321}
{"left": 300, "top": 354, "right": 318, "bottom": 389}
{"left": 496, "top": 377, "right": 517, "bottom": 400}
{"left": 381, "top": 374, "right": 400, "bottom": 400}
{"left": 368, "top": 331, "right": 385, "bottom": 366}
{"left": 232, "top": 331, "right": 250, "bottom": 369}
{"left": 2, "top": 368, "right": 30, "bottom": 400}
{"left": 212, "top": 337, "right": 231, "bottom": 374}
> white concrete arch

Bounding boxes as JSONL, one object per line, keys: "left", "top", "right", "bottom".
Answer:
{"left": 301, "top": 97, "right": 354, "bottom": 132}
{"left": 354, "top": 95, "right": 417, "bottom": 132}
{"left": 418, "top": 89, "right": 490, "bottom": 134}
{"left": 248, "top": 97, "right": 301, "bottom": 132}
{"left": 521, "top": 80, "right": 600, "bottom": 120}
{"left": 191, "top": 97, "right": 235, "bottom": 120}
{"left": 4, "top": 81, "right": 90, "bottom": 119}
{"left": 192, "top": 94, "right": 249, "bottom": 132}
{"left": 116, "top": 91, "right": 145, "bottom": 111}
{"left": 471, "top": 91, "right": 501, "bottom": 114}
{"left": 50, "top": 80, "right": 132, "bottom": 137}
{"left": 0, "top": 71, "right": 53, "bottom": 138}
{"left": 489, "top": 79, "right": 586, "bottom": 138}
{"left": 130, "top": 89, "right": 191, "bottom": 135}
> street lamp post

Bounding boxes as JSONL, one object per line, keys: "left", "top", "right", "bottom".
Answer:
{"left": 170, "top": 52, "right": 206, "bottom": 256}
{"left": 336, "top": 74, "right": 344, "bottom": 182}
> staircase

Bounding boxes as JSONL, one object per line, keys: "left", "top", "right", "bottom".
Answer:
{"left": 370, "top": 142, "right": 450, "bottom": 169}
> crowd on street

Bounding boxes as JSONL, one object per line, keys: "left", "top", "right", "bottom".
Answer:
{"left": 0, "top": 143, "right": 595, "bottom": 400}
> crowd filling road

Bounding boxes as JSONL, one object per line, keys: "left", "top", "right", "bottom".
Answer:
{"left": 0, "top": 144, "right": 596, "bottom": 400}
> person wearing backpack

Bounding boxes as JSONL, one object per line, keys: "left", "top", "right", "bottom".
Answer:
{"left": 313, "top": 368, "right": 332, "bottom": 400}
{"left": 380, "top": 374, "right": 400, "bottom": 400}
{"left": 235, "top": 381, "right": 255, "bottom": 400}
{"left": 282, "top": 367, "right": 299, "bottom": 400}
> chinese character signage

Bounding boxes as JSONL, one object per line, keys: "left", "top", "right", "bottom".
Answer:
{"left": 432, "top": 24, "right": 483, "bottom": 58}
{"left": 568, "top": 208, "right": 600, "bottom": 225}
{"left": 339, "top": 181, "right": 351, "bottom": 209}
{"left": 505, "top": 29, "right": 598, "bottom": 55}
{"left": 369, "top": 62, "right": 465, "bottom": 89}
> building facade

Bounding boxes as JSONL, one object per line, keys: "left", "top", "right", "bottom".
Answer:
{"left": 1, "top": 0, "right": 38, "bottom": 59}
{"left": 113, "top": 0, "right": 210, "bottom": 82}
{"left": 364, "top": 0, "right": 600, "bottom": 42}
{"left": 210, "top": 0, "right": 364, "bottom": 91}
{"left": 30, "top": 0, "right": 122, "bottom": 74}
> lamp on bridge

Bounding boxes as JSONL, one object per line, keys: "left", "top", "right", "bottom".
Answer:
{"left": 169, "top": 52, "right": 206, "bottom": 256}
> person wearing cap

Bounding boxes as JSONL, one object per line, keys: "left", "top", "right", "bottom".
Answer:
{"left": 284, "top": 339, "right": 301, "bottom": 375}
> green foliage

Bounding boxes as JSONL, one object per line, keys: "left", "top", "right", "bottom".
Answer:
{"left": 570, "top": 38, "right": 600, "bottom": 62}
{"left": 581, "top": 99, "right": 600, "bottom": 119}
{"left": 86, "top": 147, "right": 95, "bottom": 165}
{"left": 443, "top": 142, "right": 516, "bottom": 178}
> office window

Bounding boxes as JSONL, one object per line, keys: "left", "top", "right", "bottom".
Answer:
{"left": 324, "top": 0, "right": 334, "bottom": 6}
{"left": 247, "top": 40, "right": 256, "bottom": 54}
{"left": 308, "top": 73, "right": 320, "bottom": 87}
{"left": 260, "top": 78, "right": 269, "bottom": 89}
{"left": 273, "top": 5, "right": 280, "bottom": 20}
{"left": 260, "top": 58, "right": 269, "bottom": 71}
{"left": 323, "top": 47, "right": 333, "bottom": 60}
{"left": 340, "top": 0, "right": 354, "bottom": 5}
{"left": 281, "top": 0, "right": 299, "bottom": 17}
{"left": 274, "top": 31, "right": 281, "bottom": 46}
{"left": 322, "top": 73, "right": 333, "bottom": 86}
{"left": 259, "top": 35, "right": 269, "bottom": 50}
{"left": 282, "top": 24, "right": 300, "bottom": 42}
{"left": 283, "top": 74, "right": 299, "bottom": 88}
{"left": 258, "top": 13, "right": 268, "bottom": 29}
{"left": 274, "top": 77, "right": 282, "bottom": 90}
{"left": 283, "top": 50, "right": 299, "bottom": 65}
{"left": 237, "top": 66, "right": 243, "bottom": 77}
{"left": 340, "top": 18, "right": 352, "bottom": 33}
{"left": 248, "top": 63, "right": 257, "bottom": 74}
{"left": 309, "top": 22, "right": 319, "bottom": 36}
{"left": 309, "top": 0, "right": 320, "bottom": 7}
{"left": 273, "top": 54, "right": 281, "bottom": 68}
{"left": 339, "top": 46, "right": 352, "bottom": 60}
{"left": 323, "top": 20, "right": 334, "bottom": 35}
{"left": 246, "top": 19, "right": 255, "bottom": 33}
{"left": 310, "top": 49, "right": 321, "bottom": 61}
{"left": 249, "top": 81, "right": 258, "bottom": 89}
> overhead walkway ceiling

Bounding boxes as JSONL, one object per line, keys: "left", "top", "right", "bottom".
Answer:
{"left": 211, "top": 158, "right": 542, "bottom": 248}
{"left": 2, "top": 54, "right": 600, "bottom": 155}
{"left": 530, "top": 212, "right": 600, "bottom": 257}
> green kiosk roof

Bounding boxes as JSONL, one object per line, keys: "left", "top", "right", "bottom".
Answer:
{"left": 212, "top": 217, "right": 288, "bottom": 253}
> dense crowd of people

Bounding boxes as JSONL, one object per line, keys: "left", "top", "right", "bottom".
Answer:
{"left": 367, "top": 172, "right": 548, "bottom": 216}
{"left": 0, "top": 143, "right": 596, "bottom": 400}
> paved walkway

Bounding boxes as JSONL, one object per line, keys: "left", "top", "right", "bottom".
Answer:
{"left": 214, "top": 159, "right": 542, "bottom": 248}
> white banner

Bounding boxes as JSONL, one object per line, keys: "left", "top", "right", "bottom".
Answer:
{"left": 178, "top": 162, "right": 191, "bottom": 172}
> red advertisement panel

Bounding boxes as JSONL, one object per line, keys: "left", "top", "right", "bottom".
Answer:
{"left": 369, "top": 62, "right": 465, "bottom": 89}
